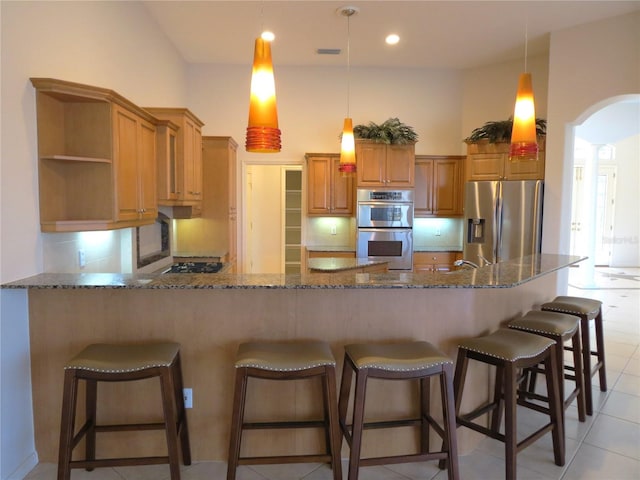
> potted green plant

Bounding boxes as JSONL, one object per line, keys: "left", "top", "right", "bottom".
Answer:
{"left": 353, "top": 117, "right": 418, "bottom": 144}
{"left": 464, "top": 118, "right": 546, "bottom": 154}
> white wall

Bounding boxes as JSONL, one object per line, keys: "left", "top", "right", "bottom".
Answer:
{"left": 0, "top": 2, "right": 187, "bottom": 477}
{"left": 543, "top": 11, "right": 640, "bottom": 266}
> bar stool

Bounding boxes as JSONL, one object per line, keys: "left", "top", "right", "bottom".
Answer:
{"left": 226, "top": 340, "right": 342, "bottom": 480}
{"left": 338, "top": 341, "right": 459, "bottom": 480}
{"left": 57, "top": 342, "right": 191, "bottom": 480}
{"left": 508, "top": 310, "right": 587, "bottom": 424}
{"left": 454, "top": 329, "right": 564, "bottom": 480}
{"left": 542, "top": 295, "right": 606, "bottom": 415}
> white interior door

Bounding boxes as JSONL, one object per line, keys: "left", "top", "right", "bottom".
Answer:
{"left": 244, "top": 165, "right": 283, "bottom": 273}
{"left": 595, "top": 166, "right": 616, "bottom": 266}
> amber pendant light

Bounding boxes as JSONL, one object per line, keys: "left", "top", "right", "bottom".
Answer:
{"left": 338, "top": 6, "right": 358, "bottom": 174}
{"left": 509, "top": 22, "right": 538, "bottom": 161}
{"left": 246, "top": 36, "right": 281, "bottom": 153}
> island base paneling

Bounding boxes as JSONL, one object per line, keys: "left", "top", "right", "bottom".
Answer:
{"left": 27, "top": 277, "right": 558, "bottom": 462}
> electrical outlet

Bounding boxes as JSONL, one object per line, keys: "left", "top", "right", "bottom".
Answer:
{"left": 435, "top": 229, "right": 441, "bottom": 236}
{"left": 78, "top": 249, "right": 86, "bottom": 268}
{"left": 330, "top": 225, "right": 337, "bottom": 235}
{"left": 183, "top": 388, "right": 193, "bottom": 408}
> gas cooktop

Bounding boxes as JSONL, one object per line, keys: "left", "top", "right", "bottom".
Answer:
{"left": 164, "top": 262, "right": 223, "bottom": 274}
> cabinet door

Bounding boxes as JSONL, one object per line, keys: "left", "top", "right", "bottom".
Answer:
{"left": 433, "top": 158, "right": 462, "bottom": 215}
{"left": 138, "top": 118, "right": 157, "bottom": 221}
{"left": 356, "top": 142, "right": 386, "bottom": 186}
{"left": 307, "top": 155, "right": 332, "bottom": 214}
{"left": 156, "top": 123, "right": 179, "bottom": 202}
{"left": 465, "top": 153, "right": 505, "bottom": 181}
{"left": 386, "top": 144, "right": 415, "bottom": 187}
{"left": 114, "top": 106, "right": 140, "bottom": 222}
{"left": 505, "top": 151, "right": 545, "bottom": 180}
{"left": 331, "top": 156, "right": 354, "bottom": 215}
{"left": 414, "top": 158, "right": 434, "bottom": 216}
{"left": 183, "top": 118, "right": 203, "bottom": 201}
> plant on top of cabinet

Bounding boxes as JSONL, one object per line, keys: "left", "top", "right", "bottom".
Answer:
{"left": 353, "top": 117, "right": 418, "bottom": 144}
{"left": 31, "top": 78, "right": 158, "bottom": 232}
{"left": 464, "top": 118, "right": 546, "bottom": 181}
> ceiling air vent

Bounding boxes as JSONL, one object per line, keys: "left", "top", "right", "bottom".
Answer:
{"left": 317, "top": 48, "right": 341, "bottom": 55}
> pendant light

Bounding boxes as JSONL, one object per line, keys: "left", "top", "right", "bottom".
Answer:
{"left": 246, "top": 29, "right": 281, "bottom": 153}
{"left": 338, "top": 6, "right": 358, "bottom": 174}
{"left": 509, "top": 22, "right": 538, "bottom": 161}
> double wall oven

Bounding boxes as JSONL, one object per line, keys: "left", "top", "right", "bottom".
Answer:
{"left": 356, "top": 189, "right": 414, "bottom": 270}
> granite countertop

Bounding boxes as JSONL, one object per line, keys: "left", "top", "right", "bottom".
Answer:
{"left": 2, "top": 254, "right": 585, "bottom": 290}
{"left": 308, "top": 258, "right": 388, "bottom": 273}
{"left": 306, "top": 246, "right": 356, "bottom": 253}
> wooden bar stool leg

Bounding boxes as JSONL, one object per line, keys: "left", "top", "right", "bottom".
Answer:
{"left": 84, "top": 378, "right": 97, "bottom": 469}
{"left": 441, "top": 364, "right": 460, "bottom": 480}
{"left": 348, "top": 369, "right": 368, "bottom": 480}
{"left": 338, "top": 355, "right": 354, "bottom": 440}
{"left": 594, "top": 310, "right": 607, "bottom": 391}
{"left": 491, "top": 365, "right": 505, "bottom": 433}
{"left": 504, "top": 363, "right": 517, "bottom": 480}
{"left": 172, "top": 354, "right": 191, "bottom": 465}
{"left": 160, "top": 366, "right": 181, "bottom": 480}
{"left": 420, "top": 376, "right": 431, "bottom": 455}
{"left": 57, "top": 370, "right": 78, "bottom": 480}
{"left": 571, "top": 333, "right": 586, "bottom": 422}
{"left": 324, "top": 365, "right": 343, "bottom": 480}
{"left": 226, "top": 368, "right": 248, "bottom": 480}
{"left": 544, "top": 346, "right": 565, "bottom": 467}
{"left": 579, "top": 316, "right": 594, "bottom": 415}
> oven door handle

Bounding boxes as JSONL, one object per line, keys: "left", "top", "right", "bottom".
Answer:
{"left": 358, "top": 227, "right": 413, "bottom": 233}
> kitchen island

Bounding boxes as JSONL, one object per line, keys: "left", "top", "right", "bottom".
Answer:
{"left": 3, "top": 254, "right": 583, "bottom": 463}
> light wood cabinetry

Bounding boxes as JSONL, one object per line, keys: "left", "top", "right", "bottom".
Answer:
{"left": 145, "top": 107, "right": 204, "bottom": 217}
{"left": 413, "top": 251, "right": 462, "bottom": 272}
{"left": 203, "top": 136, "right": 239, "bottom": 272}
{"left": 465, "top": 139, "right": 545, "bottom": 181}
{"left": 31, "top": 78, "right": 158, "bottom": 232}
{"left": 356, "top": 141, "right": 415, "bottom": 187}
{"left": 305, "top": 153, "right": 354, "bottom": 215}
{"left": 415, "top": 155, "right": 464, "bottom": 217}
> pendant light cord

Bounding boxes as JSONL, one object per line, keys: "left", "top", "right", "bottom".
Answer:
{"left": 346, "top": 12, "right": 351, "bottom": 118}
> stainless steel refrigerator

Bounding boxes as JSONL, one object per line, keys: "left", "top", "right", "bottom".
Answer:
{"left": 463, "top": 180, "right": 544, "bottom": 265}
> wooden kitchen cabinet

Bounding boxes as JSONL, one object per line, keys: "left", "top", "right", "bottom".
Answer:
{"left": 415, "top": 155, "right": 464, "bottom": 217}
{"left": 413, "top": 251, "right": 462, "bottom": 272}
{"left": 145, "top": 107, "right": 205, "bottom": 216}
{"left": 305, "top": 153, "right": 354, "bottom": 215}
{"left": 203, "top": 136, "right": 239, "bottom": 272}
{"left": 465, "top": 140, "right": 545, "bottom": 181}
{"left": 31, "top": 78, "right": 158, "bottom": 232}
{"left": 356, "top": 141, "right": 415, "bottom": 187}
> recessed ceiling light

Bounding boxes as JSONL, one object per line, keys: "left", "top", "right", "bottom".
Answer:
{"left": 261, "top": 31, "right": 275, "bottom": 42}
{"left": 386, "top": 34, "right": 400, "bottom": 45}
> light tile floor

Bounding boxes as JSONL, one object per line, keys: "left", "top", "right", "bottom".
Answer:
{"left": 25, "top": 267, "right": 640, "bottom": 479}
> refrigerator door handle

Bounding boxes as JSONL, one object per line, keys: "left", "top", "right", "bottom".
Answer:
{"left": 494, "top": 182, "right": 502, "bottom": 262}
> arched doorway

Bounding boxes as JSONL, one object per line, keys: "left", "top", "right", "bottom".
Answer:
{"left": 569, "top": 95, "right": 640, "bottom": 286}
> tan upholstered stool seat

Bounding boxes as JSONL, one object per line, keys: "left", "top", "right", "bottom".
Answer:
{"left": 509, "top": 311, "right": 578, "bottom": 339}
{"left": 541, "top": 296, "right": 602, "bottom": 320}
{"left": 339, "top": 341, "right": 459, "bottom": 480}
{"left": 58, "top": 342, "right": 191, "bottom": 480}
{"left": 235, "top": 340, "right": 335, "bottom": 371}
{"left": 227, "top": 340, "right": 342, "bottom": 480}
{"left": 454, "top": 328, "right": 565, "bottom": 479}
{"left": 458, "top": 328, "right": 555, "bottom": 361}
{"left": 345, "top": 341, "right": 452, "bottom": 371}
{"left": 542, "top": 295, "right": 607, "bottom": 416}
{"left": 66, "top": 342, "right": 181, "bottom": 372}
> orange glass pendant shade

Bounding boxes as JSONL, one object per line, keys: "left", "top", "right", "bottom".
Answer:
{"left": 339, "top": 117, "right": 356, "bottom": 174}
{"left": 246, "top": 37, "right": 281, "bottom": 153}
{"left": 510, "top": 73, "right": 538, "bottom": 160}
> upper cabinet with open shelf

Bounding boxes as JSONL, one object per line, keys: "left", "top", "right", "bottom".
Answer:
{"left": 31, "top": 78, "right": 159, "bottom": 232}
